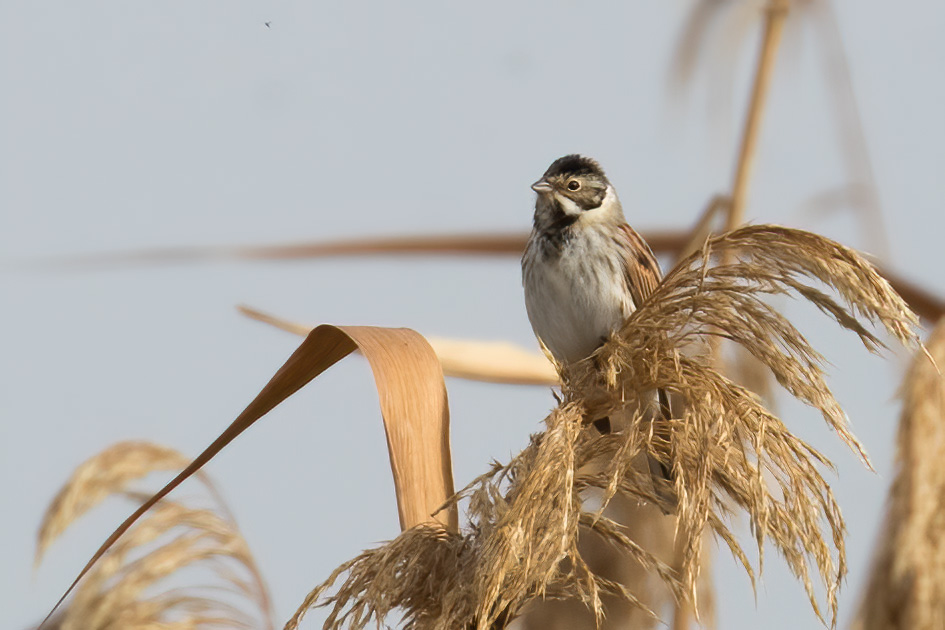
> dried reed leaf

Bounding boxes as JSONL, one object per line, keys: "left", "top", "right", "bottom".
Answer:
{"left": 42, "top": 325, "right": 456, "bottom": 626}
{"left": 424, "top": 337, "right": 557, "bottom": 386}
{"left": 852, "top": 317, "right": 945, "bottom": 630}
{"left": 288, "top": 225, "right": 921, "bottom": 630}
{"left": 35, "top": 441, "right": 273, "bottom": 630}
{"left": 23, "top": 230, "right": 943, "bottom": 322}
{"left": 22, "top": 231, "right": 675, "bottom": 270}
{"left": 32, "top": 233, "right": 533, "bottom": 268}
{"left": 237, "top": 305, "right": 559, "bottom": 386}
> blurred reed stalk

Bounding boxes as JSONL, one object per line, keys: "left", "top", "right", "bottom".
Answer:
{"left": 727, "top": 0, "right": 790, "bottom": 232}
{"left": 853, "top": 318, "right": 945, "bottom": 630}
{"left": 675, "top": 4, "right": 790, "bottom": 625}
{"left": 25, "top": 234, "right": 944, "bottom": 323}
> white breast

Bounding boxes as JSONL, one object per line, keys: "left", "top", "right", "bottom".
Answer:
{"left": 523, "top": 224, "right": 634, "bottom": 365}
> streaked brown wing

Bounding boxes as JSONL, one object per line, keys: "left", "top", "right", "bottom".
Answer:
{"left": 618, "top": 223, "right": 676, "bottom": 511}
{"left": 616, "top": 223, "right": 663, "bottom": 308}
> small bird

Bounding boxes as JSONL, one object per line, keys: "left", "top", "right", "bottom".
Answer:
{"left": 522, "top": 154, "right": 674, "bottom": 508}
{"left": 264, "top": 21, "right": 271, "bottom": 28}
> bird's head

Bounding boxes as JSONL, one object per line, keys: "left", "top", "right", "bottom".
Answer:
{"left": 531, "top": 154, "right": 622, "bottom": 229}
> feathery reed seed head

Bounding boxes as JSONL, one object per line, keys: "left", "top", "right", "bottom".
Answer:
{"left": 36, "top": 442, "right": 274, "bottom": 630}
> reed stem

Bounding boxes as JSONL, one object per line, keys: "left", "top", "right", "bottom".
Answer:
{"left": 727, "top": 0, "right": 791, "bottom": 231}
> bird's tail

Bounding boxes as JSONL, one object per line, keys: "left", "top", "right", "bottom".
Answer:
{"left": 649, "top": 388, "right": 677, "bottom": 514}
{"left": 593, "top": 390, "right": 677, "bottom": 514}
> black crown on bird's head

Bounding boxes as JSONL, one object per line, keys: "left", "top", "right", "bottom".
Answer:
{"left": 542, "top": 154, "right": 608, "bottom": 182}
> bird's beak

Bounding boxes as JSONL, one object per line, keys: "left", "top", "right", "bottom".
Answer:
{"left": 531, "top": 179, "right": 553, "bottom": 194}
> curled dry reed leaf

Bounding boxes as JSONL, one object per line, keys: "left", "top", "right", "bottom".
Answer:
{"left": 853, "top": 317, "right": 945, "bottom": 630}
{"left": 35, "top": 441, "right": 274, "bottom": 630}
{"left": 41, "top": 325, "right": 456, "bottom": 626}
{"left": 287, "top": 225, "right": 921, "bottom": 630}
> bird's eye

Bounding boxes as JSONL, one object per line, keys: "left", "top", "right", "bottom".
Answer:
{"left": 567, "top": 180, "right": 581, "bottom": 191}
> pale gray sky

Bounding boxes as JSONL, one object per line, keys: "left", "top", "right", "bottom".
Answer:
{"left": 2, "top": 1, "right": 943, "bottom": 628}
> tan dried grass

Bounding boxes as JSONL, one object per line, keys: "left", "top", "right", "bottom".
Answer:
{"left": 852, "top": 317, "right": 945, "bottom": 630}
{"left": 35, "top": 441, "right": 273, "bottom": 630}
{"left": 285, "top": 225, "right": 922, "bottom": 630}
{"left": 36, "top": 442, "right": 190, "bottom": 567}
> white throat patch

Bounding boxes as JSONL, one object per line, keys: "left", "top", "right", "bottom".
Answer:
{"left": 552, "top": 193, "right": 583, "bottom": 217}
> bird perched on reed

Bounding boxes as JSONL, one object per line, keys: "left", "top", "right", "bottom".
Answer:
{"left": 522, "top": 154, "right": 675, "bottom": 510}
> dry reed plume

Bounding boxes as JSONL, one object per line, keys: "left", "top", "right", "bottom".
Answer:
{"left": 35, "top": 441, "right": 274, "bottom": 630}
{"left": 853, "top": 317, "right": 945, "bottom": 630}
{"left": 286, "top": 225, "right": 922, "bottom": 630}
{"left": 514, "top": 495, "right": 715, "bottom": 630}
